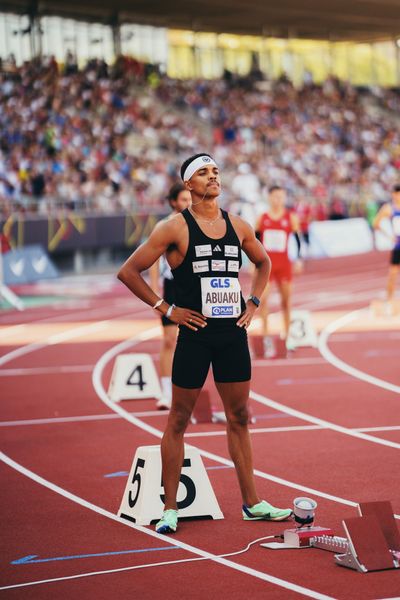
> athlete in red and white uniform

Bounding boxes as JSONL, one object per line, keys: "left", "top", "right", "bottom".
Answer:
{"left": 256, "top": 185, "right": 302, "bottom": 348}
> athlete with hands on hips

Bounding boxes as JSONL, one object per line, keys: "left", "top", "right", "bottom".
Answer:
{"left": 118, "top": 153, "right": 292, "bottom": 534}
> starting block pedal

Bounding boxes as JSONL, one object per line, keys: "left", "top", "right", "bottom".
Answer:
{"left": 337, "top": 514, "right": 398, "bottom": 572}
{"left": 251, "top": 335, "right": 287, "bottom": 359}
{"left": 118, "top": 445, "right": 224, "bottom": 525}
{"left": 358, "top": 500, "right": 400, "bottom": 553}
{"left": 191, "top": 390, "right": 256, "bottom": 424}
{"left": 191, "top": 390, "right": 216, "bottom": 424}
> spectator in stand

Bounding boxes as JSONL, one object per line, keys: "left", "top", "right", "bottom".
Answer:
{"left": 1, "top": 58, "right": 399, "bottom": 219}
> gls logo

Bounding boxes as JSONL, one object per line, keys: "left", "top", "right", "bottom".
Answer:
{"left": 210, "top": 278, "right": 230, "bottom": 288}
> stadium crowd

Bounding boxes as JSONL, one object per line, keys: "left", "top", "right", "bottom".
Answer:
{"left": 0, "top": 55, "right": 399, "bottom": 226}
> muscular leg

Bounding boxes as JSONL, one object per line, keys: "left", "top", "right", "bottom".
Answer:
{"left": 277, "top": 279, "right": 292, "bottom": 339}
{"left": 160, "top": 385, "right": 201, "bottom": 510}
{"left": 160, "top": 325, "right": 177, "bottom": 377}
{"left": 387, "top": 265, "right": 399, "bottom": 301}
{"left": 215, "top": 380, "right": 259, "bottom": 507}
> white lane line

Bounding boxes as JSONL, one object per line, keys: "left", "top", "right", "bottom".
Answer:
{"left": 185, "top": 425, "right": 322, "bottom": 437}
{"left": 252, "top": 357, "right": 326, "bottom": 367}
{"left": 250, "top": 390, "right": 400, "bottom": 450}
{"left": 318, "top": 309, "right": 400, "bottom": 395}
{"left": 355, "top": 425, "right": 400, "bottom": 433}
{"left": 2, "top": 413, "right": 399, "bottom": 436}
{"left": 0, "top": 411, "right": 166, "bottom": 428}
{"left": 46, "top": 321, "right": 111, "bottom": 345}
{"left": 0, "top": 454, "right": 334, "bottom": 600}
{"left": 331, "top": 332, "right": 400, "bottom": 342}
{"left": 0, "top": 365, "right": 94, "bottom": 376}
{"left": 0, "top": 301, "right": 142, "bottom": 335}
{"left": 0, "top": 310, "right": 149, "bottom": 368}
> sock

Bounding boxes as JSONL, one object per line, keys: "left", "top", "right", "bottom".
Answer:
{"left": 161, "top": 376, "right": 172, "bottom": 400}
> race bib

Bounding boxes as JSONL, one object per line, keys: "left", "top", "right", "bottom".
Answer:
{"left": 200, "top": 277, "right": 242, "bottom": 318}
{"left": 263, "top": 229, "right": 287, "bottom": 252}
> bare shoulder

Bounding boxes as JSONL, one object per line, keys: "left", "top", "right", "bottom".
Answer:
{"left": 227, "top": 212, "right": 255, "bottom": 237}
{"left": 152, "top": 212, "right": 186, "bottom": 241}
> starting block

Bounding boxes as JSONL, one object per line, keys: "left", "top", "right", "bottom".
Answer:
{"left": 337, "top": 514, "right": 398, "bottom": 572}
{"left": 287, "top": 310, "right": 317, "bottom": 349}
{"left": 261, "top": 499, "right": 400, "bottom": 573}
{"left": 315, "top": 500, "right": 400, "bottom": 573}
{"left": 251, "top": 335, "right": 287, "bottom": 359}
{"left": 370, "top": 299, "right": 400, "bottom": 317}
{"left": 191, "top": 390, "right": 256, "bottom": 424}
{"left": 118, "top": 445, "right": 224, "bottom": 525}
{"left": 108, "top": 353, "right": 161, "bottom": 402}
{"left": 191, "top": 390, "right": 217, "bottom": 424}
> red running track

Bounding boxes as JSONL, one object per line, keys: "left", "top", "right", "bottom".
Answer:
{"left": 1, "top": 251, "right": 399, "bottom": 600}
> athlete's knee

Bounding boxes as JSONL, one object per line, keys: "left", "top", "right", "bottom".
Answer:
{"left": 226, "top": 403, "right": 249, "bottom": 428}
{"left": 168, "top": 405, "right": 191, "bottom": 434}
{"left": 163, "top": 327, "right": 177, "bottom": 351}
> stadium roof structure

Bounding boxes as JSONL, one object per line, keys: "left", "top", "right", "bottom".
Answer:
{"left": 2, "top": 0, "right": 400, "bottom": 43}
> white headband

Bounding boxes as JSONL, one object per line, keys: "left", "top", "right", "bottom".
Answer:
{"left": 183, "top": 155, "right": 218, "bottom": 181}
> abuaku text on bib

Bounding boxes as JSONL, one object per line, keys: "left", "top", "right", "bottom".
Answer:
{"left": 200, "top": 277, "right": 242, "bottom": 318}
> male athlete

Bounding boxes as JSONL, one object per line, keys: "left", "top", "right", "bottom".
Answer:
{"left": 373, "top": 184, "right": 400, "bottom": 306}
{"left": 149, "top": 183, "right": 191, "bottom": 409}
{"left": 255, "top": 185, "right": 302, "bottom": 353}
{"left": 118, "top": 153, "right": 292, "bottom": 534}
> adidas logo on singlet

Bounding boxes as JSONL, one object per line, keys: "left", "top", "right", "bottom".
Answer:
{"left": 213, "top": 245, "right": 222, "bottom": 252}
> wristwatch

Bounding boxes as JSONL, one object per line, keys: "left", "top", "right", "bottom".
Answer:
{"left": 248, "top": 295, "right": 260, "bottom": 307}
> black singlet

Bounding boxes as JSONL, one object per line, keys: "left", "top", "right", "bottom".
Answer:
{"left": 171, "top": 208, "right": 246, "bottom": 328}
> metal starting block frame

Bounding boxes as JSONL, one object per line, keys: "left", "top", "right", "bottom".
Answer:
{"left": 310, "top": 534, "right": 349, "bottom": 554}
{"left": 332, "top": 500, "right": 400, "bottom": 573}
{"left": 309, "top": 535, "right": 369, "bottom": 573}
{"left": 261, "top": 500, "right": 400, "bottom": 574}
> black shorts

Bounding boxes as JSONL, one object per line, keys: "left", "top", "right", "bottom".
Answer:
{"left": 390, "top": 248, "right": 400, "bottom": 265}
{"left": 172, "top": 323, "right": 251, "bottom": 389}
{"left": 161, "top": 278, "right": 176, "bottom": 327}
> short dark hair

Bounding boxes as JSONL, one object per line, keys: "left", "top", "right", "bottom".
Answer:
{"left": 269, "top": 185, "right": 284, "bottom": 194}
{"left": 393, "top": 184, "right": 400, "bottom": 193}
{"left": 180, "top": 153, "right": 214, "bottom": 180}
{"left": 167, "top": 182, "right": 186, "bottom": 203}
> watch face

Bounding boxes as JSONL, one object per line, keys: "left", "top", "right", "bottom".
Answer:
{"left": 250, "top": 295, "right": 260, "bottom": 306}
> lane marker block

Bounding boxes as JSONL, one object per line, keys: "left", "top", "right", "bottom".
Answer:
{"left": 287, "top": 310, "right": 317, "bottom": 349}
{"left": 370, "top": 299, "right": 400, "bottom": 317}
{"left": 108, "top": 353, "right": 161, "bottom": 402}
{"left": 118, "top": 445, "right": 224, "bottom": 525}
